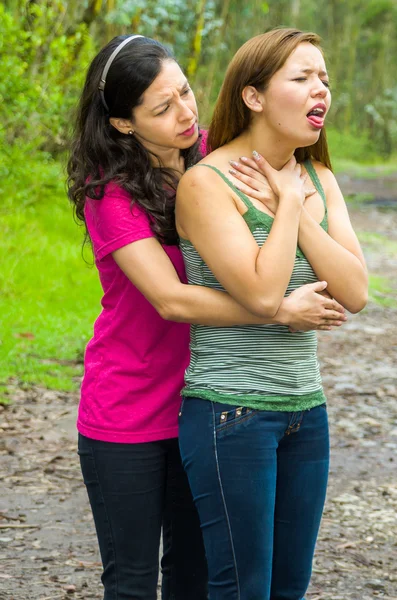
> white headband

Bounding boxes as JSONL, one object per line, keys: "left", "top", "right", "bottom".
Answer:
{"left": 98, "top": 35, "right": 144, "bottom": 111}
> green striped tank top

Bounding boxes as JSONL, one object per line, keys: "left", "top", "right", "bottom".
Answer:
{"left": 180, "top": 160, "right": 328, "bottom": 411}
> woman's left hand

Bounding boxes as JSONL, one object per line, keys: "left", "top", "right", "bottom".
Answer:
{"left": 229, "top": 156, "right": 277, "bottom": 214}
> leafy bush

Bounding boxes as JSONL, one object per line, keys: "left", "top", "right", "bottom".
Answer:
{"left": 0, "top": 3, "right": 95, "bottom": 154}
{"left": 327, "top": 128, "right": 380, "bottom": 163}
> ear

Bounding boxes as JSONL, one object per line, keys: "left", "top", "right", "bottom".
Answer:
{"left": 241, "top": 86, "right": 264, "bottom": 113}
{"left": 109, "top": 117, "right": 134, "bottom": 135}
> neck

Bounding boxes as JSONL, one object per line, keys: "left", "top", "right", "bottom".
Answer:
{"left": 136, "top": 136, "right": 183, "bottom": 172}
{"left": 230, "top": 126, "right": 296, "bottom": 170}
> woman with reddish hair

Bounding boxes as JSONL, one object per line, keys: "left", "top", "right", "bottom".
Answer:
{"left": 176, "top": 28, "right": 367, "bottom": 600}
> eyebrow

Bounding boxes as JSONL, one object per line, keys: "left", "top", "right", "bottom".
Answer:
{"left": 300, "top": 67, "right": 328, "bottom": 77}
{"left": 152, "top": 81, "right": 190, "bottom": 111}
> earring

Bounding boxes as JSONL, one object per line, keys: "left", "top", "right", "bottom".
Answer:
{"left": 128, "top": 130, "right": 134, "bottom": 135}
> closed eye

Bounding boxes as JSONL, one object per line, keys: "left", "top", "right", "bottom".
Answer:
{"left": 294, "top": 77, "right": 330, "bottom": 89}
{"left": 156, "top": 105, "right": 170, "bottom": 116}
{"left": 155, "top": 87, "right": 191, "bottom": 116}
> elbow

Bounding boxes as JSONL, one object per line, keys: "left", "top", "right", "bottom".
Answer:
{"left": 248, "top": 296, "right": 281, "bottom": 319}
{"left": 157, "top": 307, "right": 173, "bottom": 321}
{"left": 155, "top": 285, "right": 190, "bottom": 322}
{"left": 157, "top": 300, "right": 184, "bottom": 322}
{"left": 157, "top": 304, "right": 177, "bottom": 321}
{"left": 347, "top": 290, "right": 368, "bottom": 314}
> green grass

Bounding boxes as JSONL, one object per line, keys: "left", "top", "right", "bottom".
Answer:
{"left": 333, "top": 158, "right": 397, "bottom": 178}
{"left": 0, "top": 156, "right": 101, "bottom": 399}
{"left": 1, "top": 143, "right": 396, "bottom": 403}
{"left": 357, "top": 232, "right": 397, "bottom": 254}
{"left": 344, "top": 192, "right": 376, "bottom": 205}
{"left": 368, "top": 275, "right": 397, "bottom": 308}
{"left": 327, "top": 128, "right": 397, "bottom": 175}
{"left": 357, "top": 232, "right": 397, "bottom": 308}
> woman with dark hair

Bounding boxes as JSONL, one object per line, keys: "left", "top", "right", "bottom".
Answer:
{"left": 67, "top": 34, "right": 347, "bottom": 600}
{"left": 176, "top": 28, "right": 368, "bottom": 600}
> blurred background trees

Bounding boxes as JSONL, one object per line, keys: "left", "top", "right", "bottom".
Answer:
{"left": 1, "top": 0, "right": 397, "bottom": 392}
{"left": 2, "top": 0, "right": 397, "bottom": 162}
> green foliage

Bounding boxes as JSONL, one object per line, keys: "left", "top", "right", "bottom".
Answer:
{"left": 2, "top": 0, "right": 397, "bottom": 157}
{"left": 360, "top": 0, "right": 395, "bottom": 27}
{"left": 357, "top": 234, "right": 397, "bottom": 308}
{"left": 365, "top": 87, "right": 397, "bottom": 157}
{"left": 0, "top": 0, "right": 396, "bottom": 397}
{"left": 357, "top": 232, "right": 397, "bottom": 256}
{"left": 106, "top": 0, "right": 221, "bottom": 72}
{"left": 326, "top": 128, "right": 380, "bottom": 163}
{"left": 368, "top": 275, "right": 397, "bottom": 307}
{"left": 0, "top": 3, "right": 95, "bottom": 153}
{"left": 0, "top": 151, "right": 101, "bottom": 393}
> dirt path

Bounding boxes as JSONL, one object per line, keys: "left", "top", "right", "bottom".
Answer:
{"left": 1, "top": 204, "right": 397, "bottom": 600}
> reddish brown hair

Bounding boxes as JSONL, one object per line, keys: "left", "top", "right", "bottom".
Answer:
{"left": 208, "top": 28, "right": 332, "bottom": 170}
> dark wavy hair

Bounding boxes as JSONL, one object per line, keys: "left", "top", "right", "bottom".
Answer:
{"left": 67, "top": 35, "right": 203, "bottom": 246}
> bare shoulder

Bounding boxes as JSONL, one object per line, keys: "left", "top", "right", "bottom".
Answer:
{"left": 179, "top": 162, "right": 218, "bottom": 187}
{"left": 177, "top": 160, "right": 224, "bottom": 205}
{"left": 310, "top": 160, "right": 339, "bottom": 189}
{"left": 310, "top": 160, "right": 347, "bottom": 211}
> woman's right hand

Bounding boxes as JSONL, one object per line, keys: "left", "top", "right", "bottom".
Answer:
{"left": 252, "top": 152, "right": 307, "bottom": 206}
{"left": 275, "top": 281, "right": 347, "bottom": 332}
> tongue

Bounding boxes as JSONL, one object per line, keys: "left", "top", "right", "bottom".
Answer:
{"left": 307, "top": 114, "right": 324, "bottom": 128}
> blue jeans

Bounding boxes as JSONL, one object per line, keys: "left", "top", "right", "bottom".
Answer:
{"left": 78, "top": 434, "right": 208, "bottom": 600}
{"left": 179, "top": 399, "right": 329, "bottom": 600}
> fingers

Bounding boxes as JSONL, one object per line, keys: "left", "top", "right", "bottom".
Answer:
{"left": 229, "top": 161, "right": 267, "bottom": 185}
{"left": 294, "top": 322, "right": 344, "bottom": 333}
{"left": 286, "top": 155, "right": 297, "bottom": 169}
{"left": 306, "top": 282, "right": 345, "bottom": 315}
{"left": 306, "top": 281, "right": 328, "bottom": 292}
{"left": 319, "top": 319, "right": 346, "bottom": 329}
{"left": 290, "top": 317, "right": 346, "bottom": 333}
{"left": 252, "top": 151, "right": 274, "bottom": 176}
{"left": 233, "top": 183, "right": 274, "bottom": 205}
{"left": 322, "top": 310, "right": 347, "bottom": 321}
{"left": 229, "top": 169, "right": 262, "bottom": 191}
{"left": 322, "top": 297, "right": 345, "bottom": 314}
{"left": 331, "top": 298, "right": 345, "bottom": 313}
{"left": 253, "top": 151, "right": 298, "bottom": 174}
{"left": 238, "top": 156, "right": 263, "bottom": 171}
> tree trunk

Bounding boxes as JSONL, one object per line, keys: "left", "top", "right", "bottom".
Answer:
{"left": 186, "top": 0, "right": 207, "bottom": 80}
{"left": 199, "top": 0, "right": 231, "bottom": 123}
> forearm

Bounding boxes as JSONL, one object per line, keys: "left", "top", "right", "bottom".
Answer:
{"left": 298, "top": 209, "right": 368, "bottom": 313}
{"left": 160, "top": 283, "right": 285, "bottom": 326}
{"left": 249, "top": 198, "right": 302, "bottom": 316}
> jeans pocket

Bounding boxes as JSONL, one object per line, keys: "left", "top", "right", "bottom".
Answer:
{"left": 215, "top": 405, "right": 257, "bottom": 434}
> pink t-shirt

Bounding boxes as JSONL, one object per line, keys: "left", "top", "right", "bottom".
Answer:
{"left": 78, "top": 132, "right": 208, "bottom": 443}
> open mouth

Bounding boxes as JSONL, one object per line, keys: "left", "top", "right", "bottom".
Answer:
{"left": 306, "top": 105, "right": 326, "bottom": 129}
